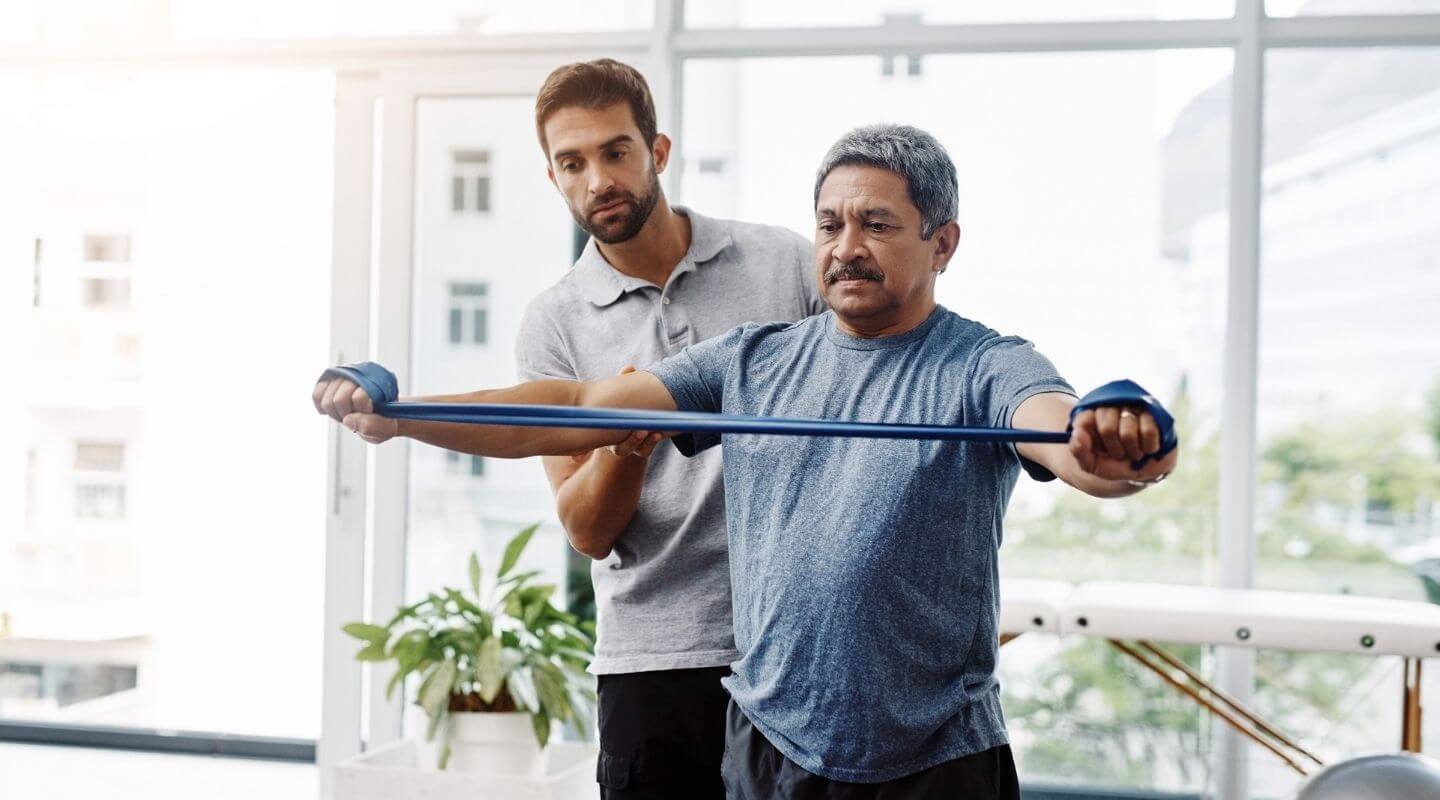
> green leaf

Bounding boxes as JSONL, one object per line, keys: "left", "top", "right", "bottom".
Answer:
{"left": 444, "top": 588, "right": 486, "bottom": 618}
{"left": 497, "top": 524, "right": 539, "bottom": 579}
{"left": 496, "top": 569, "right": 541, "bottom": 588}
{"left": 419, "top": 659, "right": 457, "bottom": 719}
{"left": 426, "top": 701, "right": 447, "bottom": 741}
{"left": 476, "top": 636, "right": 503, "bottom": 704}
{"left": 523, "top": 586, "right": 556, "bottom": 628}
{"left": 529, "top": 708, "right": 551, "bottom": 748}
{"left": 532, "top": 661, "right": 571, "bottom": 721}
{"left": 468, "top": 552, "right": 482, "bottom": 598}
{"left": 354, "top": 641, "right": 388, "bottom": 662}
{"left": 507, "top": 666, "right": 539, "bottom": 712}
{"left": 342, "top": 622, "right": 390, "bottom": 644}
{"left": 385, "top": 666, "right": 408, "bottom": 701}
{"left": 435, "top": 715, "right": 454, "bottom": 769}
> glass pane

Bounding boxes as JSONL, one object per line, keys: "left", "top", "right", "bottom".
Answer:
{"left": 1268, "top": 0, "right": 1440, "bottom": 16}
{"left": 1250, "top": 47, "right": 1440, "bottom": 794}
{"left": 476, "top": 176, "right": 491, "bottom": 213}
{"left": 0, "top": 70, "right": 332, "bottom": 739}
{"left": 174, "top": 0, "right": 653, "bottom": 39}
{"left": 2, "top": 1, "right": 655, "bottom": 41}
{"left": 1257, "top": 47, "right": 1440, "bottom": 599}
{"left": 687, "top": 0, "right": 1232, "bottom": 27}
{"left": 682, "top": 50, "right": 1231, "bottom": 794}
{"left": 75, "top": 442, "right": 125, "bottom": 472}
{"left": 404, "top": 95, "right": 575, "bottom": 738}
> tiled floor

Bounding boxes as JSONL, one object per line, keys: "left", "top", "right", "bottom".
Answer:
{"left": 0, "top": 742, "right": 317, "bottom": 800}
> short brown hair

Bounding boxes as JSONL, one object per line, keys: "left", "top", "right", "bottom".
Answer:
{"left": 534, "top": 59, "right": 658, "bottom": 156}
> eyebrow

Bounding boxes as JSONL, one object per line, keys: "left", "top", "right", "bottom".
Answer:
{"left": 815, "top": 207, "right": 902, "bottom": 222}
{"left": 552, "top": 134, "right": 636, "bottom": 162}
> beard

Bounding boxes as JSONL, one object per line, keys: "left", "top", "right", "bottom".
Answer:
{"left": 570, "top": 170, "right": 662, "bottom": 245}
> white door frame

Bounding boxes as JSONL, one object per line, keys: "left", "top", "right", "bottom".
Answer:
{"left": 319, "top": 59, "right": 656, "bottom": 798}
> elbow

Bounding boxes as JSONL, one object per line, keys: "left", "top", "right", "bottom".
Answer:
{"left": 562, "top": 519, "right": 613, "bottom": 560}
{"left": 573, "top": 539, "right": 613, "bottom": 561}
{"left": 556, "top": 503, "right": 614, "bottom": 561}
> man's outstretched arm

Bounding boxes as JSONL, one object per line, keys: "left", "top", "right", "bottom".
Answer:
{"left": 1013, "top": 391, "right": 1179, "bottom": 499}
{"left": 312, "top": 369, "right": 677, "bottom": 458}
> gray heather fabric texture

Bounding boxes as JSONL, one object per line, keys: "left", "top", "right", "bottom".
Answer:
{"left": 646, "top": 306, "right": 1075, "bottom": 783}
{"left": 514, "top": 206, "right": 825, "bottom": 675}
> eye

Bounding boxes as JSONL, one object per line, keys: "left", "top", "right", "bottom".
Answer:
{"left": 866, "top": 222, "right": 890, "bottom": 233}
{"left": 817, "top": 222, "right": 839, "bottom": 234}
{"left": 608, "top": 150, "right": 627, "bottom": 161}
{"left": 561, "top": 161, "right": 580, "bottom": 172}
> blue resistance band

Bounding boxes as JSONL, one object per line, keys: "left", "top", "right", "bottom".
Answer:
{"left": 322, "top": 363, "right": 1177, "bottom": 466}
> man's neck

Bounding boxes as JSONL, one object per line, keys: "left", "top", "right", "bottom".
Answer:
{"left": 595, "top": 198, "right": 692, "bottom": 288}
{"left": 834, "top": 299, "right": 938, "bottom": 339}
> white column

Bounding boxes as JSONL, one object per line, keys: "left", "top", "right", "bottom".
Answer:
{"left": 1216, "top": 1, "right": 1265, "bottom": 798}
{"left": 318, "top": 71, "right": 380, "bottom": 800}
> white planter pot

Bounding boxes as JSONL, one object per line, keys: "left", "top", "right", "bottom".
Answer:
{"left": 447, "top": 711, "right": 542, "bottom": 776}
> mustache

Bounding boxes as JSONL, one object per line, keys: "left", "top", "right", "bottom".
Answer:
{"left": 824, "top": 261, "right": 885, "bottom": 285}
{"left": 587, "top": 190, "right": 636, "bottom": 217}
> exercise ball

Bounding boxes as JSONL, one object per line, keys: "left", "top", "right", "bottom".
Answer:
{"left": 1296, "top": 754, "right": 1440, "bottom": 800}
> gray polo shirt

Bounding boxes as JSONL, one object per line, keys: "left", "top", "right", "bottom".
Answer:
{"left": 515, "top": 206, "right": 824, "bottom": 674}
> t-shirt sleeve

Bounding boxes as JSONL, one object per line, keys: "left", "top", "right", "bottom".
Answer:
{"left": 514, "top": 301, "right": 577, "bottom": 382}
{"left": 968, "top": 335, "right": 1076, "bottom": 482}
{"left": 644, "top": 325, "right": 747, "bottom": 457}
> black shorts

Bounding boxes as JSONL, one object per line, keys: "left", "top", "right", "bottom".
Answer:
{"left": 721, "top": 698, "right": 1021, "bottom": 800}
{"left": 595, "top": 666, "right": 730, "bottom": 799}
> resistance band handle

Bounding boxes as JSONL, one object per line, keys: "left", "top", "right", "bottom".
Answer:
{"left": 1069, "top": 379, "right": 1178, "bottom": 469}
{"left": 320, "top": 361, "right": 399, "bottom": 406}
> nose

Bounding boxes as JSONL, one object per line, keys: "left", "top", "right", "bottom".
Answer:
{"left": 587, "top": 163, "right": 617, "bottom": 198}
{"left": 834, "top": 220, "right": 870, "bottom": 264}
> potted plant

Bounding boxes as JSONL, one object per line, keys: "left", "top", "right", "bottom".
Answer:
{"left": 343, "top": 524, "right": 597, "bottom": 774}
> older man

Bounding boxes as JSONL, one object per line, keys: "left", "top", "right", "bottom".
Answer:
{"left": 315, "top": 124, "right": 1178, "bottom": 798}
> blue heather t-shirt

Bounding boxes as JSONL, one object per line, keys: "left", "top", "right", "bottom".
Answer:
{"left": 647, "top": 305, "right": 1074, "bottom": 783}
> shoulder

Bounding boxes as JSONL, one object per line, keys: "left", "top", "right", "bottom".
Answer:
{"left": 737, "top": 313, "right": 822, "bottom": 341}
{"left": 715, "top": 217, "right": 810, "bottom": 260}
{"left": 721, "top": 314, "right": 824, "bottom": 363}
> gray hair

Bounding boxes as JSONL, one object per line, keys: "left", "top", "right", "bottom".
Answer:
{"left": 813, "top": 124, "right": 958, "bottom": 240}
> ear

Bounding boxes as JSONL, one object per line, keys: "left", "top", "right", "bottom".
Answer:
{"left": 651, "top": 133, "right": 673, "bottom": 174}
{"left": 931, "top": 221, "right": 960, "bottom": 274}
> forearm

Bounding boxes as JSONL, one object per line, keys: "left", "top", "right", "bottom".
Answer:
{"left": 397, "top": 381, "right": 627, "bottom": 459}
{"left": 1056, "top": 464, "right": 1145, "bottom": 499}
{"left": 556, "top": 451, "right": 648, "bottom": 560}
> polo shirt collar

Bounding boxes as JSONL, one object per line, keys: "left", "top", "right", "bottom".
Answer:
{"left": 573, "top": 205, "right": 733, "bottom": 308}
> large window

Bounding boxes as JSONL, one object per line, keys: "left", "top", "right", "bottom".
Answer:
{"left": 0, "top": 70, "right": 333, "bottom": 742}
{"left": 1240, "top": 46, "right": 1440, "bottom": 793}
{"left": 404, "top": 97, "right": 575, "bottom": 703}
